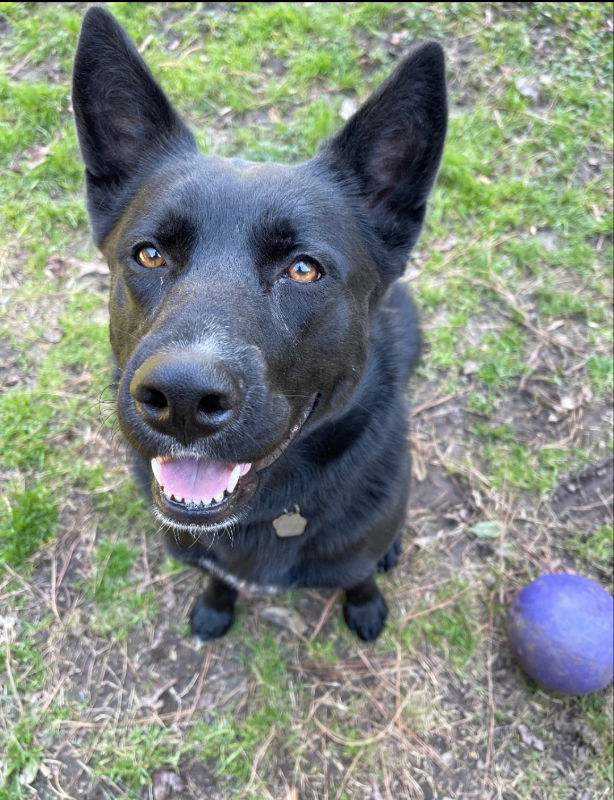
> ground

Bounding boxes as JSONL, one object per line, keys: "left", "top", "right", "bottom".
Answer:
{"left": 0, "top": 3, "right": 612, "bottom": 799}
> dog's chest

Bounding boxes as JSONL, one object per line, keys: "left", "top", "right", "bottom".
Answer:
{"left": 197, "top": 507, "right": 310, "bottom": 593}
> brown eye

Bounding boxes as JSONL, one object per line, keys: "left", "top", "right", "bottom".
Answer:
{"left": 286, "top": 258, "right": 322, "bottom": 283}
{"left": 136, "top": 246, "right": 166, "bottom": 268}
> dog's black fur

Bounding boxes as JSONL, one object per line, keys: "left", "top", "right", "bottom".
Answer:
{"left": 73, "top": 7, "right": 447, "bottom": 641}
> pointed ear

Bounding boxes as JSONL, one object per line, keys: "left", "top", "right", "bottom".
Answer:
{"left": 320, "top": 42, "right": 447, "bottom": 276}
{"left": 72, "top": 7, "right": 197, "bottom": 240}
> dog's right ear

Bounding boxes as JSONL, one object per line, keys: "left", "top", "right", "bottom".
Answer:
{"left": 72, "top": 7, "right": 197, "bottom": 242}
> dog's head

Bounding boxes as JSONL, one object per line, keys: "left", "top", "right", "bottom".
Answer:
{"left": 73, "top": 7, "right": 446, "bottom": 535}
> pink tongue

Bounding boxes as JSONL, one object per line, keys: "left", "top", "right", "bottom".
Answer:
{"left": 160, "top": 457, "right": 234, "bottom": 501}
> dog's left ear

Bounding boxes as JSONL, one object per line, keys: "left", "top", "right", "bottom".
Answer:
{"left": 319, "top": 42, "right": 447, "bottom": 277}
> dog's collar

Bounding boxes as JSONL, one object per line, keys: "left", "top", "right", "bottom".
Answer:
{"left": 272, "top": 506, "right": 307, "bottom": 537}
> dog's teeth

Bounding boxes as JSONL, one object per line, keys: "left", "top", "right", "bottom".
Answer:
{"left": 227, "top": 464, "right": 241, "bottom": 495}
{"left": 162, "top": 486, "right": 172, "bottom": 499}
{"left": 151, "top": 458, "right": 162, "bottom": 484}
{"left": 213, "top": 490, "right": 225, "bottom": 504}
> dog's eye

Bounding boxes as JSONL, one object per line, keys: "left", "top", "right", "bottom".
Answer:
{"left": 135, "top": 246, "right": 166, "bottom": 268}
{"left": 286, "top": 258, "right": 322, "bottom": 283}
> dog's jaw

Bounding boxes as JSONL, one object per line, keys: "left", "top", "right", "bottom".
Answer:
{"left": 151, "top": 502, "right": 243, "bottom": 538}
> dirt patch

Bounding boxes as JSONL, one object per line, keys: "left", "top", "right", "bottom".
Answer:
{"left": 551, "top": 457, "right": 613, "bottom": 530}
{"left": 0, "top": 338, "right": 21, "bottom": 390}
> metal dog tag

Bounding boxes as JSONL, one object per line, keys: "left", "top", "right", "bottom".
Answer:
{"left": 273, "top": 508, "right": 307, "bottom": 538}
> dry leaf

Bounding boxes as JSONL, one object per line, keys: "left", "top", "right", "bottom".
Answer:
{"left": 75, "top": 259, "right": 109, "bottom": 278}
{"left": 462, "top": 360, "right": 480, "bottom": 375}
{"left": 19, "top": 761, "right": 40, "bottom": 787}
{"left": 412, "top": 535, "right": 435, "bottom": 549}
{"left": 339, "top": 97, "right": 358, "bottom": 121}
{"left": 260, "top": 606, "right": 308, "bottom": 637}
{"left": 536, "top": 228, "right": 559, "bottom": 251}
{"left": 46, "top": 255, "right": 68, "bottom": 278}
{"left": 141, "top": 678, "right": 177, "bottom": 710}
{"left": 43, "top": 327, "right": 63, "bottom": 343}
{"left": 25, "top": 144, "right": 50, "bottom": 170}
{"left": 433, "top": 234, "right": 457, "bottom": 252}
{"left": 403, "top": 264, "right": 422, "bottom": 281}
{"left": 45, "top": 255, "right": 109, "bottom": 278}
{"left": 559, "top": 395, "right": 577, "bottom": 411}
{"left": 518, "top": 723, "right": 545, "bottom": 752}
{"left": 471, "top": 521, "right": 504, "bottom": 539}
{"left": 546, "top": 320, "right": 565, "bottom": 331}
{"left": 152, "top": 769, "right": 185, "bottom": 800}
{"left": 515, "top": 76, "right": 540, "bottom": 102}
{"left": 0, "top": 615, "right": 18, "bottom": 644}
{"left": 410, "top": 445, "right": 427, "bottom": 482}
{"left": 138, "top": 33, "right": 154, "bottom": 54}
{"left": 389, "top": 30, "right": 408, "bottom": 47}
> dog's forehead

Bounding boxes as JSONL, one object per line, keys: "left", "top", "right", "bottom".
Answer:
{"left": 137, "top": 154, "right": 350, "bottom": 240}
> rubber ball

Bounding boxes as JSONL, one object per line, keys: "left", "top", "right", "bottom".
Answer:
{"left": 507, "top": 573, "right": 613, "bottom": 695}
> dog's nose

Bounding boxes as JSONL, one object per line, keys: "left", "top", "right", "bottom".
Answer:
{"left": 130, "top": 352, "right": 242, "bottom": 440}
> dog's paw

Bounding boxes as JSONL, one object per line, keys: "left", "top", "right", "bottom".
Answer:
{"left": 343, "top": 592, "right": 388, "bottom": 642}
{"left": 377, "top": 535, "right": 401, "bottom": 573}
{"left": 190, "top": 596, "right": 234, "bottom": 642}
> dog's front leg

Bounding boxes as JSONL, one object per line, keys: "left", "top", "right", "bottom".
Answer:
{"left": 190, "top": 575, "right": 238, "bottom": 642}
{"left": 343, "top": 574, "right": 388, "bottom": 642}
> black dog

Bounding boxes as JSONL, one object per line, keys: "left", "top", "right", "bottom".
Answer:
{"left": 73, "top": 7, "right": 446, "bottom": 642}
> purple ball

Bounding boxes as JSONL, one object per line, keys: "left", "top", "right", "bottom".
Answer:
{"left": 508, "top": 573, "right": 613, "bottom": 695}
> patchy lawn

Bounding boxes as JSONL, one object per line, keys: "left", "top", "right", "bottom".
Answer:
{"left": 0, "top": 3, "right": 612, "bottom": 799}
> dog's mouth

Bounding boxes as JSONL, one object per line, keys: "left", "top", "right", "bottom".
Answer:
{"left": 151, "top": 455, "right": 255, "bottom": 526}
{"left": 150, "top": 396, "right": 318, "bottom": 530}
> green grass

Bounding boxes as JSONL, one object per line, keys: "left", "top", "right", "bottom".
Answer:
{"left": 569, "top": 524, "right": 614, "bottom": 569}
{"left": 0, "top": 633, "right": 71, "bottom": 800}
{"left": 0, "top": 484, "right": 58, "bottom": 568}
{"left": 0, "top": 3, "right": 611, "bottom": 799}
{"left": 81, "top": 534, "right": 160, "bottom": 640}
{"left": 391, "top": 582, "right": 479, "bottom": 672}
{"left": 93, "top": 724, "right": 182, "bottom": 796}
{"left": 0, "top": 713, "right": 45, "bottom": 800}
